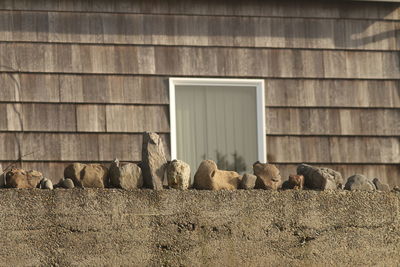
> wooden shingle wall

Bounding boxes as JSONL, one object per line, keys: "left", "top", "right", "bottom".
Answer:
{"left": 0, "top": 0, "right": 399, "bottom": 185}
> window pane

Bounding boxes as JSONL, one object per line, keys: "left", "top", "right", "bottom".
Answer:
{"left": 175, "top": 85, "right": 258, "bottom": 177}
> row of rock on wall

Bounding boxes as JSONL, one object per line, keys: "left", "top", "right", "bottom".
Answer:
{"left": 0, "top": 132, "right": 396, "bottom": 192}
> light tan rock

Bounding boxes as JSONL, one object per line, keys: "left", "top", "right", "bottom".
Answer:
{"left": 193, "top": 160, "right": 240, "bottom": 190}
{"left": 64, "top": 163, "right": 108, "bottom": 188}
{"left": 166, "top": 160, "right": 191, "bottom": 190}
{"left": 109, "top": 159, "right": 143, "bottom": 190}
{"left": 253, "top": 162, "right": 282, "bottom": 190}
{"left": 5, "top": 168, "right": 43, "bottom": 189}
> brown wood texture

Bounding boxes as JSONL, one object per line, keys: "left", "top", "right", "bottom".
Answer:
{"left": 0, "top": 133, "right": 170, "bottom": 162}
{"left": 0, "top": 103, "right": 169, "bottom": 132}
{"left": 275, "top": 164, "right": 400, "bottom": 187}
{"left": 0, "top": 0, "right": 398, "bottom": 20}
{"left": 265, "top": 79, "right": 400, "bottom": 108}
{"left": 0, "top": 43, "right": 399, "bottom": 78}
{"left": 0, "top": 11, "right": 398, "bottom": 50}
{"left": 266, "top": 136, "right": 399, "bottom": 163}
{"left": 0, "top": 73, "right": 169, "bottom": 104}
{"left": 1, "top": 74, "right": 399, "bottom": 108}
{"left": 266, "top": 108, "right": 400, "bottom": 136}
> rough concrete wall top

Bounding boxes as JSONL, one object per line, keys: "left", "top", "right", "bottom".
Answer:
{"left": 0, "top": 189, "right": 399, "bottom": 266}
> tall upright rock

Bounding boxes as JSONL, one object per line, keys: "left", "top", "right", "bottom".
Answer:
{"left": 141, "top": 132, "right": 167, "bottom": 190}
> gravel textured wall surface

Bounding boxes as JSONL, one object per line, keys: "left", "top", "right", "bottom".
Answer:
{"left": 0, "top": 189, "right": 399, "bottom": 266}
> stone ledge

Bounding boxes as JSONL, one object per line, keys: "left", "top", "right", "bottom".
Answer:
{"left": 0, "top": 189, "right": 399, "bottom": 266}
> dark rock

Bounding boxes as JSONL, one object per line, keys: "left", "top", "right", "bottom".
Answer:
{"left": 344, "top": 174, "right": 375, "bottom": 191}
{"left": 393, "top": 186, "right": 400, "bottom": 192}
{"left": 166, "top": 160, "right": 190, "bottom": 190}
{"left": 297, "top": 164, "right": 343, "bottom": 190}
{"left": 0, "top": 164, "right": 4, "bottom": 188}
{"left": 141, "top": 132, "right": 168, "bottom": 190}
{"left": 239, "top": 173, "right": 257, "bottom": 190}
{"left": 193, "top": 160, "right": 240, "bottom": 190}
{"left": 253, "top": 162, "right": 282, "bottom": 190}
{"left": 282, "top": 174, "right": 304, "bottom": 190}
{"left": 373, "top": 178, "right": 390, "bottom": 192}
{"left": 109, "top": 159, "right": 143, "bottom": 190}
{"left": 64, "top": 163, "right": 108, "bottom": 188}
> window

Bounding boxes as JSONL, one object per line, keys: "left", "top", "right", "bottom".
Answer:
{"left": 169, "top": 78, "right": 266, "bottom": 175}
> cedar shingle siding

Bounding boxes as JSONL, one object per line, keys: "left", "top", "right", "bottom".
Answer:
{"left": 0, "top": 0, "right": 399, "bottom": 185}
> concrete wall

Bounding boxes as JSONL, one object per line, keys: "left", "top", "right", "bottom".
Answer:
{"left": 0, "top": 189, "right": 399, "bottom": 266}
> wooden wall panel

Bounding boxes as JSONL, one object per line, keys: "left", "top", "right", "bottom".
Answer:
{"left": 266, "top": 108, "right": 400, "bottom": 136}
{"left": 0, "top": 0, "right": 398, "bottom": 20}
{"left": 1, "top": 74, "right": 399, "bottom": 108}
{"left": 266, "top": 136, "right": 399, "bottom": 163}
{"left": 1, "top": 44, "right": 399, "bottom": 78}
{"left": 76, "top": 105, "right": 106, "bottom": 132}
{"left": 0, "top": 11, "right": 398, "bottom": 50}
{"left": 275, "top": 164, "right": 400, "bottom": 187}
{"left": 105, "top": 105, "right": 169, "bottom": 133}
{"left": 0, "top": 103, "right": 169, "bottom": 133}
{"left": 1, "top": 103, "right": 76, "bottom": 132}
{"left": 265, "top": 79, "right": 400, "bottom": 108}
{"left": 0, "top": 73, "right": 169, "bottom": 104}
{"left": 0, "top": 133, "right": 170, "bottom": 161}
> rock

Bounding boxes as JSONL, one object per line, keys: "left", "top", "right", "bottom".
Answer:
{"left": 109, "top": 159, "right": 143, "bottom": 190}
{"left": 297, "top": 164, "right": 343, "bottom": 190}
{"left": 141, "top": 132, "right": 168, "bottom": 190}
{"left": 64, "top": 163, "right": 108, "bottom": 188}
{"left": 5, "top": 168, "right": 43, "bottom": 189}
{"left": 0, "top": 164, "right": 4, "bottom": 188}
{"left": 239, "top": 173, "right": 257, "bottom": 190}
{"left": 372, "top": 178, "right": 390, "bottom": 192}
{"left": 166, "top": 160, "right": 190, "bottom": 190}
{"left": 193, "top": 160, "right": 240, "bottom": 190}
{"left": 39, "top": 178, "right": 53, "bottom": 189}
{"left": 393, "top": 186, "right": 400, "bottom": 192}
{"left": 56, "top": 178, "right": 75, "bottom": 189}
{"left": 282, "top": 174, "right": 304, "bottom": 190}
{"left": 253, "top": 162, "right": 282, "bottom": 190}
{"left": 344, "top": 174, "right": 375, "bottom": 191}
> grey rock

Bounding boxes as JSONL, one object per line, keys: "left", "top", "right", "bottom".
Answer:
{"left": 393, "top": 186, "right": 400, "bottom": 192}
{"left": 56, "top": 178, "right": 75, "bottom": 189}
{"left": 239, "top": 173, "right": 257, "bottom": 190}
{"left": 166, "top": 160, "right": 190, "bottom": 190}
{"left": 297, "top": 164, "right": 343, "bottom": 190}
{"left": 39, "top": 178, "right": 53, "bottom": 190}
{"left": 109, "top": 159, "right": 143, "bottom": 190}
{"left": 372, "top": 178, "right": 390, "bottom": 192}
{"left": 141, "top": 132, "right": 167, "bottom": 190}
{"left": 344, "top": 174, "right": 375, "bottom": 191}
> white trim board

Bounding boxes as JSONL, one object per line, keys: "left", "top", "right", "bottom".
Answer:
{"left": 169, "top": 77, "right": 267, "bottom": 164}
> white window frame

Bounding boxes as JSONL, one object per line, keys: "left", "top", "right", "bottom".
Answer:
{"left": 169, "top": 77, "right": 267, "bottom": 163}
